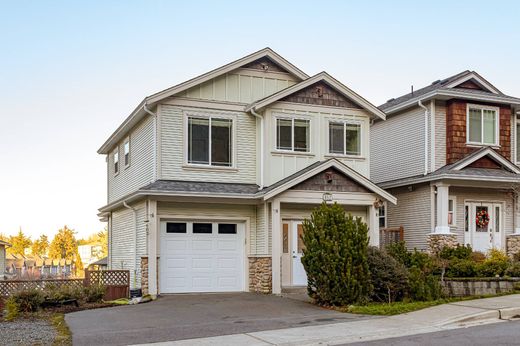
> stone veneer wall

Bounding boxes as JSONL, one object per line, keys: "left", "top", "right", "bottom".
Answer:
{"left": 427, "top": 234, "right": 458, "bottom": 255}
{"left": 249, "top": 257, "right": 272, "bottom": 293}
{"left": 140, "top": 257, "right": 159, "bottom": 296}
{"left": 443, "top": 278, "right": 520, "bottom": 297}
{"left": 506, "top": 235, "right": 520, "bottom": 258}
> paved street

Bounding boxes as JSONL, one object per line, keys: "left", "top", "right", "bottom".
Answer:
{"left": 65, "top": 293, "right": 371, "bottom": 346}
{"left": 349, "top": 320, "right": 520, "bottom": 346}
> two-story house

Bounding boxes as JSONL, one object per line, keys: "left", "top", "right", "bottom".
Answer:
{"left": 371, "top": 71, "right": 520, "bottom": 255}
{"left": 97, "top": 48, "right": 396, "bottom": 296}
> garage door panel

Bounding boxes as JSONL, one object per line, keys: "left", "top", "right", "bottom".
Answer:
{"left": 160, "top": 221, "right": 244, "bottom": 293}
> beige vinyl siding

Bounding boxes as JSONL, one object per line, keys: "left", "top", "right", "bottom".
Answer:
{"left": 387, "top": 184, "right": 432, "bottom": 250}
{"left": 159, "top": 104, "right": 256, "bottom": 184}
{"left": 449, "top": 187, "right": 514, "bottom": 245}
{"left": 254, "top": 203, "right": 268, "bottom": 256}
{"left": 107, "top": 116, "right": 155, "bottom": 203}
{"left": 0, "top": 246, "right": 5, "bottom": 279}
{"left": 265, "top": 105, "right": 371, "bottom": 186}
{"left": 434, "top": 101, "right": 447, "bottom": 170}
{"left": 177, "top": 69, "right": 298, "bottom": 104}
{"left": 371, "top": 106, "right": 426, "bottom": 184}
{"left": 157, "top": 202, "right": 262, "bottom": 255}
{"left": 110, "top": 202, "right": 147, "bottom": 289}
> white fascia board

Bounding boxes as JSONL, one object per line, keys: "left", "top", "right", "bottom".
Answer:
{"left": 246, "top": 72, "right": 387, "bottom": 120}
{"left": 452, "top": 148, "right": 520, "bottom": 174}
{"left": 263, "top": 159, "right": 397, "bottom": 204}
{"left": 379, "top": 173, "right": 520, "bottom": 189}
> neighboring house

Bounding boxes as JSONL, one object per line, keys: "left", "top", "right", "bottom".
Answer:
{"left": 0, "top": 240, "right": 10, "bottom": 280}
{"left": 5, "top": 254, "right": 75, "bottom": 279}
{"left": 98, "top": 48, "right": 396, "bottom": 296}
{"left": 78, "top": 244, "right": 103, "bottom": 267}
{"left": 88, "top": 257, "right": 108, "bottom": 271}
{"left": 371, "top": 71, "right": 520, "bottom": 254}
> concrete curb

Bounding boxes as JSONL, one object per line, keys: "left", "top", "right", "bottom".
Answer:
{"left": 499, "top": 307, "right": 520, "bottom": 320}
{"left": 441, "top": 310, "right": 500, "bottom": 326}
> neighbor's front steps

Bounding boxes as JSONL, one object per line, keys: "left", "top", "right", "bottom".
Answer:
{"left": 133, "top": 294, "right": 520, "bottom": 346}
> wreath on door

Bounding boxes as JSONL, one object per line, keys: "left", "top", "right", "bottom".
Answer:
{"left": 476, "top": 209, "right": 490, "bottom": 228}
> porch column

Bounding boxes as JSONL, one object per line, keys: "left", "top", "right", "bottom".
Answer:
{"left": 368, "top": 205, "right": 380, "bottom": 247}
{"left": 435, "top": 183, "right": 451, "bottom": 234}
{"left": 148, "top": 200, "right": 158, "bottom": 297}
{"left": 271, "top": 199, "right": 281, "bottom": 294}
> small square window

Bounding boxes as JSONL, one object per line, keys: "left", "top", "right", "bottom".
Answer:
{"left": 166, "top": 223, "right": 187, "bottom": 233}
{"left": 193, "top": 223, "right": 212, "bottom": 234}
{"left": 218, "top": 224, "right": 237, "bottom": 234}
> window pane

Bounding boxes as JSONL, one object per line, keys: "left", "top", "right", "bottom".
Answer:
{"left": 483, "top": 110, "right": 496, "bottom": 144}
{"left": 294, "top": 119, "right": 309, "bottom": 152}
{"left": 188, "top": 117, "right": 210, "bottom": 164}
{"left": 124, "top": 142, "right": 130, "bottom": 166}
{"left": 345, "top": 123, "right": 361, "bottom": 155}
{"left": 218, "top": 223, "right": 237, "bottom": 234}
{"left": 297, "top": 224, "right": 305, "bottom": 253}
{"left": 495, "top": 206, "right": 500, "bottom": 233}
{"left": 114, "top": 152, "right": 119, "bottom": 173}
{"left": 468, "top": 109, "right": 482, "bottom": 143}
{"left": 193, "top": 223, "right": 212, "bottom": 234}
{"left": 516, "top": 122, "right": 520, "bottom": 162}
{"left": 276, "top": 119, "right": 292, "bottom": 150}
{"left": 166, "top": 223, "right": 187, "bottom": 234}
{"left": 282, "top": 223, "right": 289, "bottom": 254}
{"left": 211, "top": 118, "right": 232, "bottom": 166}
{"left": 329, "top": 122, "right": 344, "bottom": 154}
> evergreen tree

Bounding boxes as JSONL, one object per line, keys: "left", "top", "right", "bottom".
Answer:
{"left": 8, "top": 229, "right": 32, "bottom": 256}
{"left": 31, "top": 234, "right": 49, "bottom": 256}
{"left": 301, "top": 202, "right": 372, "bottom": 306}
{"left": 49, "top": 226, "right": 83, "bottom": 274}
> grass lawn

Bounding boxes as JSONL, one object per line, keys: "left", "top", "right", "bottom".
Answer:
{"left": 339, "top": 291, "right": 519, "bottom": 316}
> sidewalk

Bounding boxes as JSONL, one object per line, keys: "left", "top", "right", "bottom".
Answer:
{"left": 133, "top": 294, "right": 520, "bottom": 346}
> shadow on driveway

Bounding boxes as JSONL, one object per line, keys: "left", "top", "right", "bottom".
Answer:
{"left": 65, "top": 293, "right": 373, "bottom": 346}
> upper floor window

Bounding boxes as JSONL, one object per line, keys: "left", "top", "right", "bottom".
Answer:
{"left": 188, "top": 116, "right": 233, "bottom": 167}
{"left": 467, "top": 105, "right": 499, "bottom": 146}
{"left": 276, "top": 118, "right": 310, "bottom": 152}
{"left": 329, "top": 121, "right": 361, "bottom": 156}
{"left": 113, "top": 150, "right": 119, "bottom": 175}
{"left": 124, "top": 139, "right": 130, "bottom": 168}
{"left": 378, "top": 204, "right": 386, "bottom": 228}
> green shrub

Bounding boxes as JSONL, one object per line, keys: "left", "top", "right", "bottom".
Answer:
{"left": 505, "top": 263, "right": 520, "bottom": 277}
{"left": 4, "top": 297, "right": 20, "bottom": 321}
{"left": 367, "top": 247, "right": 409, "bottom": 303}
{"left": 439, "top": 244, "right": 472, "bottom": 261}
{"left": 408, "top": 267, "right": 442, "bottom": 301}
{"left": 470, "top": 251, "right": 486, "bottom": 263}
{"left": 301, "top": 203, "right": 372, "bottom": 306}
{"left": 10, "top": 288, "right": 45, "bottom": 313}
{"left": 513, "top": 252, "right": 520, "bottom": 263}
{"left": 487, "top": 248, "right": 509, "bottom": 262}
{"left": 386, "top": 241, "right": 411, "bottom": 266}
{"left": 445, "top": 258, "right": 478, "bottom": 278}
{"left": 45, "top": 284, "right": 84, "bottom": 302}
{"left": 477, "top": 260, "right": 509, "bottom": 277}
{"left": 84, "top": 284, "right": 106, "bottom": 303}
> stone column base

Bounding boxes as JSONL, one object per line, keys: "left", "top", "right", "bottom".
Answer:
{"left": 427, "top": 233, "right": 458, "bottom": 255}
{"left": 506, "top": 235, "right": 520, "bottom": 258}
{"left": 249, "top": 257, "right": 272, "bottom": 294}
{"left": 141, "top": 257, "right": 159, "bottom": 296}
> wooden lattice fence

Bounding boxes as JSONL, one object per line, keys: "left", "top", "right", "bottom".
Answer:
{"left": 379, "top": 226, "right": 404, "bottom": 248}
{"left": 0, "top": 279, "right": 84, "bottom": 297}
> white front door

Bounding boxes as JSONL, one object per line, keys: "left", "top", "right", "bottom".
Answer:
{"left": 467, "top": 203, "right": 502, "bottom": 252}
{"left": 291, "top": 222, "right": 307, "bottom": 286}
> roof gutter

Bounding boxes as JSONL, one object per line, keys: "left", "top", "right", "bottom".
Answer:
{"left": 418, "top": 100, "right": 429, "bottom": 176}
{"left": 250, "top": 108, "right": 264, "bottom": 190}
{"left": 143, "top": 102, "right": 158, "bottom": 181}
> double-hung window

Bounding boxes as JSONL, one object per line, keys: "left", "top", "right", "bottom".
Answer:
{"left": 124, "top": 139, "right": 130, "bottom": 167}
{"left": 467, "top": 105, "right": 499, "bottom": 146}
{"left": 113, "top": 151, "right": 119, "bottom": 175}
{"left": 329, "top": 121, "right": 361, "bottom": 156}
{"left": 378, "top": 204, "right": 386, "bottom": 228}
{"left": 276, "top": 117, "right": 310, "bottom": 152}
{"left": 188, "top": 116, "right": 233, "bottom": 167}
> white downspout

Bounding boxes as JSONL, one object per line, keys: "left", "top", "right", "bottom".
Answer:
{"left": 123, "top": 201, "right": 139, "bottom": 290}
{"left": 143, "top": 101, "right": 157, "bottom": 182}
{"left": 250, "top": 108, "right": 264, "bottom": 190}
{"left": 418, "top": 100, "right": 429, "bottom": 175}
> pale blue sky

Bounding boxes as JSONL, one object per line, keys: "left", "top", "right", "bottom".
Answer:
{"left": 0, "top": 0, "right": 519, "bottom": 239}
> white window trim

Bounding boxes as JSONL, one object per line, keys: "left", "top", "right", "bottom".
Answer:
{"left": 378, "top": 202, "right": 387, "bottom": 229}
{"left": 112, "top": 149, "right": 119, "bottom": 176}
{"left": 515, "top": 115, "right": 520, "bottom": 164}
{"left": 184, "top": 112, "right": 236, "bottom": 169}
{"left": 466, "top": 104, "right": 500, "bottom": 147}
{"left": 327, "top": 119, "right": 363, "bottom": 158}
{"left": 123, "top": 137, "right": 130, "bottom": 169}
{"left": 448, "top": 196, "right": 457, "bottom": 227}
{"left": 274, "top": 115, "right": 312, "bottom": 154}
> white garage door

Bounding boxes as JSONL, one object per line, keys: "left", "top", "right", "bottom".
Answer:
{"left": 159, "top": 221, "right": 245, "bottom": 293}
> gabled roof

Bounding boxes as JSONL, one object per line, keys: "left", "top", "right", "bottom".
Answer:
{"left": 380, "top": 70, "right": 520, "bottom": 114}
{"left": 378, "top": 147, "right": 520, "bottom": 189}
{"left": 261, "top": 159, "right": 397, "bottom": 204}
{"left": 246, "top": 72, "right": 387, "bottom": 120}
{"left": 98, "top": 48, "right": 309, "bottom": 154}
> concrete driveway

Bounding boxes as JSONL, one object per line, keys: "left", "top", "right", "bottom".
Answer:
{"left": 65, "top": 293, "right": 372, "bottom": 346}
